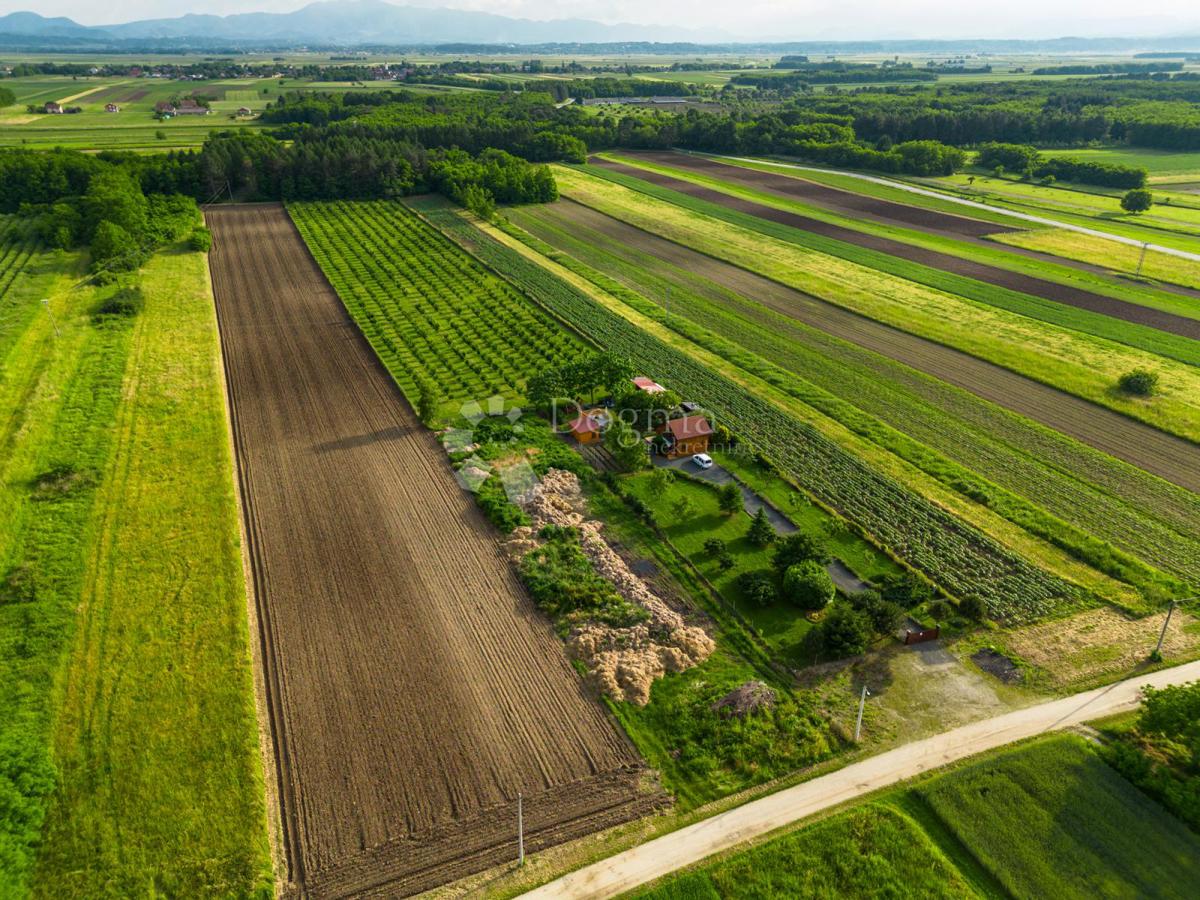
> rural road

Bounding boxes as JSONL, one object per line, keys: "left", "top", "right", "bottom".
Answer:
{"left": 713, "top": 154, "right": 1200, "bottom": 263}
{"left": 521, "top": 657, "right": 1200, "bottom": 899}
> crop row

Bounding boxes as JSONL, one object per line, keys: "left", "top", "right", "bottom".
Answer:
{"left": 510, "top": 204, "right": 1200, "bottom": 599}
{"left": 583, "top": 162, "right": 1200, "bottom": 367}
{"left": 425, "top": 206, "right": 1075, "bottom": 621}
{"left": 288, "top": 200, "right": 583, "bottom": 404}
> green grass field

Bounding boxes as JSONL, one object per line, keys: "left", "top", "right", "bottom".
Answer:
{"left": 505, "top": 200, "right": 1200, "bottom": 602}
{"left": 602, "top": 151, "right": 1200, "bottom": 323}
{"left": 555, "top": 165, "right": 1200, "bottom": 445}
{"left": 1040, "top": 146, "right": 1200, "bottom": 179}
{"left": 993, "top": 227, "right": 1200, "bottom": 291}
{"left": 0, "top": 240, "right": 270, "bottom": 896}
{"left": 920, "top": 736, "right": 1200, "bottom": 899}
{"left": 632, "top": 804, "right": 978, "bottom": 899}
{"left": 635, "top": 734, "right": 1200, "bottom": 900}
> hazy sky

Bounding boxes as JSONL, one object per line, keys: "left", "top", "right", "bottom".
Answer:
{"left": 5, "top": 0, "right": 1199, "bottom": 41}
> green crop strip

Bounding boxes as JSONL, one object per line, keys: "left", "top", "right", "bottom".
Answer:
{"left": 422, "top": 203, "right": 1075, "bottom": 622}
{"left": 580, "top": 162, "right": 1200, "bottom": 368}
{"left": 289, "top": 200, "right": 586, "bottom": 409}
{"left": 508, "top": 204, "right": 1198, "bottom": 604}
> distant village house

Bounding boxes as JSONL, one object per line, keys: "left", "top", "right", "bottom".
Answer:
{"left": 43, "top": 101, "right": 63, "bottom": 114}
{"left": 105, "top": 103, "right": 120, "bottom": 113}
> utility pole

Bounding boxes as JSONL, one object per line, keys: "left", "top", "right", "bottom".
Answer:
{"left": 854, "top": 684, "right": 870, "bottom": 742}
{"left": 1135, "top": 242, "right": 1149, "bottom": 278}
{"left": 517, "top": 792, "right": 525, "bottom": 866}
{"left": 1154, "top": 596, "right": 1196, "bottom": 658}
{"left": 41, "top": 299, "right": 60, "bottom": 338}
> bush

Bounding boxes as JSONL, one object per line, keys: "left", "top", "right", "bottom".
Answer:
{"left": 848, "top": 589, "right": 904, "bottom": 635}
{"left": 189, "top": 226, "right": 212, "bottom": 252}
{"left": 782, "top": 561, "right": 835, "bottom": 610}
{"left": 928, "top": 600, "right": 951, "bottom": 622}
{"left": 876, "top": 572, "right": 933, "bottom": 609}
{"left": 1120, "top": 188, "right": 1153, "bottom": 213}
{"left": 93, "top": 285, "right": 144, "bottom": 319}
{"left": 703, "top": 537, "right": 727, "bottom": 557}
{"left": 738, "top": 569, "right": 777, "bottom": 606}
{"left": 959, "top": 595, "right": 988, "bottom": 621}
{"left": 821, "top": 603, "right": 873, "bottom": 657}
{"left": 1118, "top": 368, "right": 1159, "bottom": 396}
{"left": 89, "top": 219, "right": 143, "bottom": 273}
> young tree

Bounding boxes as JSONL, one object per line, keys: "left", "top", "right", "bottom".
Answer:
{"left": 821, "top": 604, "right": 873, "bottom": 657}
{"left": 671, "top": 494, "right": 694, "bottom": 520}
{"left": 414, "top": 375, "right": 439, "bottom": 425}
{"left": 703, "top": 537, "right": 727, "bottom": 557}
{"left": 646, "top": 467, "right": 674, "bottom": 500}
{"left": 782, "top": 561, "right": 835, "bottom": 610}
{"left": 738, "top": 569, "right": 777, "bottom": 606}
{"left": 848, "top": 589, "right": 903, "bottom": 635}
{"left": 717, "top": 482, "right": 742, "bottom": 515}
{"left": 1120, "top": 188, "right": 1153, "bottom": 213}
{"left": 604, "top": 418, "right": 648, "bottom": 472}
{"left": 772, "top": 532, "right": 829, "bottom": 572}
{"left": 746, "top": 507, "right": 776, "bottom": 547}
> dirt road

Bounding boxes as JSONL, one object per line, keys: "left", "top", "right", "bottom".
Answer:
{"left": 206, "top": 204, "right": 657, "bottom": 898}
{"left": 523, "top": 658, "right": 1200, "bottom": 899}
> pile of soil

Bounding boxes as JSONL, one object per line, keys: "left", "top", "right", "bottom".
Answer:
{"left": 712, "top": 681, "right": 777, "bottom": 719}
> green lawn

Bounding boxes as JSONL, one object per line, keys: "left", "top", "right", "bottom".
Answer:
{"left": 0, "top": 242, "right": 271, "bottom": 896}
{"left": 920, "top": 736, "right": 1200, "bottom": 899}
{"left": 633, "top": 734, "right": 1200, "bottom": 900}
{"left": 623, "top": 469, "right": 815, "bottom": 661}
{"left": 632, "top": 804, "right": 978, "bottom": 899}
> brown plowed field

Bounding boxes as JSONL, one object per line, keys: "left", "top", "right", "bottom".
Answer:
{"left": 206, "top": 204, "right": 659, "bottom": 898}
{"left": 530, "top": 199, "right": 1200, "bottom": 495}
{"left": 597, "top": 154, "right": 1200, "bottom": 342}
{"left": 622, "top": 152, "right": 1011, "bottom": 238}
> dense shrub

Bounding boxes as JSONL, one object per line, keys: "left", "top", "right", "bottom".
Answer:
{"left": 821, "top": 603, "right": 873, "bottom": 657}
{"left": 1121, "top": 188, "right": 1154, "bottom": 212}
{"left": 782, "top": 561, "right": 835, "bottom": 610}
{"left": 1118, "top": 368, "right": 1160, "bottom": 396}
{"left": 188, "top": 227, "right": 212, "bottom": 252}
{"left": 738, "top": 569, "right": 777, "bottom": 606}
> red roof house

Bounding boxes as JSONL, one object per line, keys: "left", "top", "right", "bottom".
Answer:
{"left": 659, "top": 415, "right": 714, "bottom": 458}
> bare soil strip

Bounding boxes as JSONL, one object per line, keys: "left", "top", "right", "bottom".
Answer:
{"left": 598, "top": 154, "right": 1200, "bottom": 343}
{"left": 534, "top": 199, "right": 1200, "bottom": 495}
{"left": 206, "top": 204, "right": 658, "bottom": 898}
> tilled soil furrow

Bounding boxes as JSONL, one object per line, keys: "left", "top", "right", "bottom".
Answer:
{"left": 206, "top": 204, "right": 655, "bottom": 897}
{"left": 599, "top": 153, "right": 1200, "bottom": 343}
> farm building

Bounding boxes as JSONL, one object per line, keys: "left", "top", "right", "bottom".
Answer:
{"left": 43, "top": 101, "right": 63, "bottom": 114}
{"left": 632, "top": 376, "right": 666, "bottom": 394}
{"left": 237, "top": 106, "right": 254, "bottom": 116}
{"left": 569, "top": 409, "right": 610, "bottom": 444}
{"left": 105, "top": 103, "right": 120, "bottom": 113}
{"left": 658, "top": 415, "right": 714, "bottom": 458}
{"left": 155, "top": 101, "right": 176, "bottom": 117}
{"left": 176, "top": 99, "right": 211, "bottom": 116}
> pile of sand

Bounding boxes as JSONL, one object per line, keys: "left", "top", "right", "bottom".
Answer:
{"left": 508, "top": 469, "right": 714, "bottom": 705}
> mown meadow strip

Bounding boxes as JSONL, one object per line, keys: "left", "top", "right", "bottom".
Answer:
{"left": 30, "top": 247, "right": 272, "bottom": 898}
{"left": 419, "top": 202, "right": 1076, "bottom": 622}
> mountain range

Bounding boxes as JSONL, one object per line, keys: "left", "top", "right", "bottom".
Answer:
{"left": 0, "top": 2, "right": 1198, "bottom": 51}
{"left": 0, "top": 1, "right": 718, "bottom": 46}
